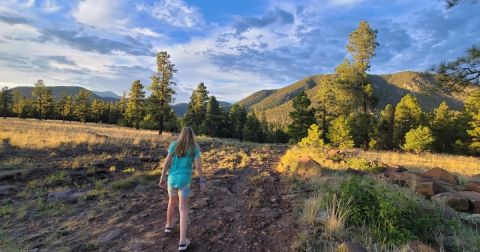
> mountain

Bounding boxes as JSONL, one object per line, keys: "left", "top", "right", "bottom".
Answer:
{"left": 10, "top": 86, "right": 119, "bottom": 102}
{"left": 93, "top": 90, "right": 120, "bottom": 99}
{"left": 172, "top": 101, "right": 232, "bottom": 117}
{"left": 237, "top": 71, "right": 476, "bottom": 126}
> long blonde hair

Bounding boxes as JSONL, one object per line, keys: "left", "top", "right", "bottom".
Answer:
{"left": 175, "top": 127, "right": 198, "bottom": 157}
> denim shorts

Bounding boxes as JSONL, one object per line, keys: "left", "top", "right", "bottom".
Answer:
{"left": 167, "top": 184, "right": 191, "bottom": 198}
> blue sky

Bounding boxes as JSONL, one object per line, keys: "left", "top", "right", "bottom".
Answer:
{"left": 0, "top": 0, "right": 479, "bottom": 103}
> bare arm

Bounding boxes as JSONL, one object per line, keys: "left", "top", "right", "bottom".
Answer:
{"left": 194, "top": 157, "right": 205, "bottom": 182}
{"left": 159, "top": 152, "right": 173, "bottom": 187}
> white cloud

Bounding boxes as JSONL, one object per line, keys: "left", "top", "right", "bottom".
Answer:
{"left": 137, "top": 0, "right": 204, "bottom": 28}
{"left": 72, "top": 0, "right": 129, "bottom": 29}
{"left": 130, "top": 27, "right": 163, "bottom": 38}
{"left": 41, "top": 0, "right": 61, "bottom": 13}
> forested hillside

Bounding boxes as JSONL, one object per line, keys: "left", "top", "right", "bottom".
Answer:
{"left": 10, "top": 86, "right": 119, "bottom": 102}
{"left": 238, "top": 71, "right": 473, "bottom": 125}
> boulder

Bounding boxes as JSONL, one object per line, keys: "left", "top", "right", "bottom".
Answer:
{"left": 405, "top": 241, "right": 437, "bottom": 252}
{"left": 0, "top": 185, "right": 16, "bottom": 196}
{"left": 415, "top": 181, "right": 454, "bottom": 198}
{"left": 469, "top": 174, "right": 480, "bottom": 184}
{"left": 47, "top": 189, "right": 85, "bottom": 203}
{"left": 421, "top": 168, "right": 458, "bottom": 185}
{"left": 0, "top": 169, "right": 23, "bottom": 180}
{"left": 337, "top": 241, "right": 367, "bottom": 252}
{"left": 431, "top": 192, "right": 469, "bottom": 211}
{"left": 388, "top": 172, "right": 420, "bottom": 187}
{"left": 458, "top": 191, "right": 480, "bottom": 213}
{"left": 297, "top": 156, "right": 322, "bottom": 176}
{"left": 465, "top": 183, "right": 480, "bottom": 193}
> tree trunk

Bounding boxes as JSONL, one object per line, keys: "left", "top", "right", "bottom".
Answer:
{"left": 363, "top": 97, "right": 369, "bottom": 150}
{"left": 387, "top": 106, "right": 395, "bottom": 150}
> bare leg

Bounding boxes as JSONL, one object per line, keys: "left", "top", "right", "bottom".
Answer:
{"left": 166, "top": 194, "right": 177, "bottom": 227}
{"left": 178, "top": 195, "right": 189, "bottom": 244}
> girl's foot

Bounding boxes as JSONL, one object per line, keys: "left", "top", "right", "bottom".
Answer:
{"left": 178, "top": 239, "right": 190, "bottom": 251}
{"left": 164, "top": 226, "right": 173, "bottom": 234}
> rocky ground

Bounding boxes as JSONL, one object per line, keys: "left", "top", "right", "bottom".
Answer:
{"left": 0, "top": 138, "right": 298, "bottom": 252}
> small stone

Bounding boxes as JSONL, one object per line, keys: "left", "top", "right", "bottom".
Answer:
{"left": 337, "top": 241, "right": 367, "bottom": 252}
{"left": 98, "top": 229, "right": 122, "bottom": 244}
{"left": 0, "top": 185, "right": 16, "bottom": 196}
{"left": 422, "top": 168, "right": 459, "bottom": 185}
{"left": 47, "top": 189, "right": 85, "bottom": 203}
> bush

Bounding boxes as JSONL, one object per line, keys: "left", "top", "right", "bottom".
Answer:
{"left": 299, "top": 124, "right": 324, "bottom": 148}
{"left": 402, "top": 126, "right": 434, "bottom": 153}
{"left": 347, "top": 158, "right": 382, "bottom": 173}
{"left": 338, "top": 176, "right": 449, "bottom": 245}
{"left": 328, "top": 115, "right": 354, "bottom": 149}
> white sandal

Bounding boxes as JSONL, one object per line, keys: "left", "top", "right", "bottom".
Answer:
{"left": 164, "top": 226, "right": 173, "bottom": 234}
{"left": 178, "top": 239, "right": 190, "bottom": 251}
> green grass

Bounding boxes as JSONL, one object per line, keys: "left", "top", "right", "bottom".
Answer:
{"left": 0, "top": 229, "right": 22, "bottom": 252}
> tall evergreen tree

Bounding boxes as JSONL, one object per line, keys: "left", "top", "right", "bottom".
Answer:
{"left": 328, "top": 115, "right": 354, "bottom": 149}
{"left": 201, "top": 96, "right": 223, "bottom": 137}
{"left": 394, "top": 94, "right": 423, "bottom": 147}
{"left": 287, "top": 90, "right": 316, "bottom": 143}
{"left": 63, "top": 95, "right": 75, "bottom": 122}
{"left": 32, "top": 80, "right": 52, "bottom": 120}
{"left": 465, "top": 90, "right": 480, "bottom": 153}
{"left": 430, "top": 102, "right": 459, "bottom": 152}
{"left": 230, "top": 104, "right": 248, "bottom": 140}
{"left": 0, "top": 87, "right": 12, "bottom": 119}
{"left": 91, "top": 99, "right": 104, "bottom": 123}
{"left": 345, "top": 21, "right": 379, "bottom": 149}
{"left": 184, "top": 83, "right": 209, "bottom": 132}
{"left": 243, "top": 111, "right": 264, "bottom": 142}
{"left": 12, "top": 90, "right": 23, "bottom": 118}
{"left": 75, "top": 90, "right": 92, "bottom": 124}
{"left": 125, "top": 80, "right": 146, "bottom": 129}
{"left": 372, "top": 104, "right": 395, "bottom": 149}
{"left": 148, "top": 51, "right": 177, "bottom": 135}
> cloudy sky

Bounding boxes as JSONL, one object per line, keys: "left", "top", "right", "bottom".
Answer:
{"left": 0, "top": 0, "right": 479, "bottom": 102}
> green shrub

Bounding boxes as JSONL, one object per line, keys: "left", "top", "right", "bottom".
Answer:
{"left": 339, "top": 176, "right": 449, "bottom": 245}
{"left": 347, "top": 158, "right": 382, "bottom": 173}
{"left": 402, "top": 126, "right": 434, "bottom": 153}
{"left": 299, "top": 124, "right": 324, "bottom": 148}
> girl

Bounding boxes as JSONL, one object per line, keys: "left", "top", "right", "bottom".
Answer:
{"left": 159, "top": 127, "right": 206, "bottom": 251}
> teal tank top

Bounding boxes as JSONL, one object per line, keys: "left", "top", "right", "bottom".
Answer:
{"left": 167, "top": 141, "right": 201, "bottom": 188}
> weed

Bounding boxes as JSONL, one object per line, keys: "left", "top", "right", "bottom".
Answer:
{"left": 122, "top": 167, "right": 136, "bottom": 174}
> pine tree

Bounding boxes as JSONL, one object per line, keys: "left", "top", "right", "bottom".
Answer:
{"left": 299, "top": 124, "right": 324, "bottom": 148}
{"left": 75, "top": 90, "right": 92, "bottom": 123}
{"left": 328, "top": 115, "right": 354, "bottom": 149}
{"left": 184, "top": 83, "right": 209, "bottom": 132}
{"left": 91, "top": 99, "right": 104, "bottom": 123}
{"left": 125, "top": 80, "right": 146, "bottom": 129}
{"left": 0, "top": 87, "right": 12, "bottom": 119}
{"left": 63, "top": 95, "right": 75, "bottom": 122}
{"left": 430, "top": 102, "right": 460, "bottom": 152}
{"left": 345, "top": 21, "right": 379, "bottom": 148}
{"left": 372, "top": 104, "right": 395, "bottom": 149}
{"left": 12, "top": 90, "right": 23, "bottom": 118}
{"left": 202, "top": 96, "right": 223, "bottom": 137}
{"left": 465, "top": 90, "right": 480, "bottom": 152}
{"left": 287, "top": 90, "right": 316, "bottom": 143}
{"left": 229, "top": 104, "right": 248, "bottom": 140}
{"left": 394, "top": 94, "right": 423, "bottom": 148}
{"left": 243, "top": 111, "right": 263, "bottom": 142}
{"left": 402, "top": 126, "right": 435, "bottom": 153}
{"left": 32, "top": 80, "right": 52, "bottom": 120}
{"left": 148, "top": 51, "right": 177, "bottom": 135}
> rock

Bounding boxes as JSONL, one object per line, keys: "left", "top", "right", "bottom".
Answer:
{"left": 336, "top": 241, "right": 367, "bottom": 252}
{"left": 98, "top": 229, "right": 122, "bottom": 244}
{"left": 458, "top": 191, "right": 480, "bottom": 213}
{"left": 0, "top": 169, "right": 23, "bottom": 180}
{"left": 90, "top": 160, "right": 105, "bottom": 168}
{"left": 461, "top": 214, "right": 480, "bottom": 229}
{"left": 405, "top": 240, "right": 437, "bottom": 252}
{"left": 47, "top": 189, "right": 85, "bottom": 203}
{"left": 431, "top": 192, "right": 469, "bottom": 211}
{"left": 415, "top": 181, "right": 454, "bottom": 198}
{"left": 465, "top": 183, "right": 480, "bottom": 193}
{"left": 193, "top": 197, "right": 209, "bottom": 209}
{"left": 469, "top": 174, "right": 480, "bottom": 184}
{"left": 422, "top": 168, "right": 458, "bottom": 185}
{"left": 388, "top": 172, "right": 420, "bottom": 187}
{"left": 122, "top": 157, "right": 142, "bottom": 165}
{"left": 0, "top": 185, "right": 16, "bottom": 195}
{"left": 297, "top": 156, "right": 322, "bottom": 176}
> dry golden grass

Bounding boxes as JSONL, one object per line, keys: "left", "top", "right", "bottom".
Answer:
{"left": 277, "top": 145, "right": 480, "bottom": 177}
{"left": 0, "top": 118, "right": 176, "bottom": 150}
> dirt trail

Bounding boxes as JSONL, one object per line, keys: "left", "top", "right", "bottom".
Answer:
{"left": 118, "top": 149, "right": 296, "bottom": 252}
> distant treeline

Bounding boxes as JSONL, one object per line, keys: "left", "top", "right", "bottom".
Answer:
{"left": 0, "top": 52, "right": 289, "bottom": 144}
